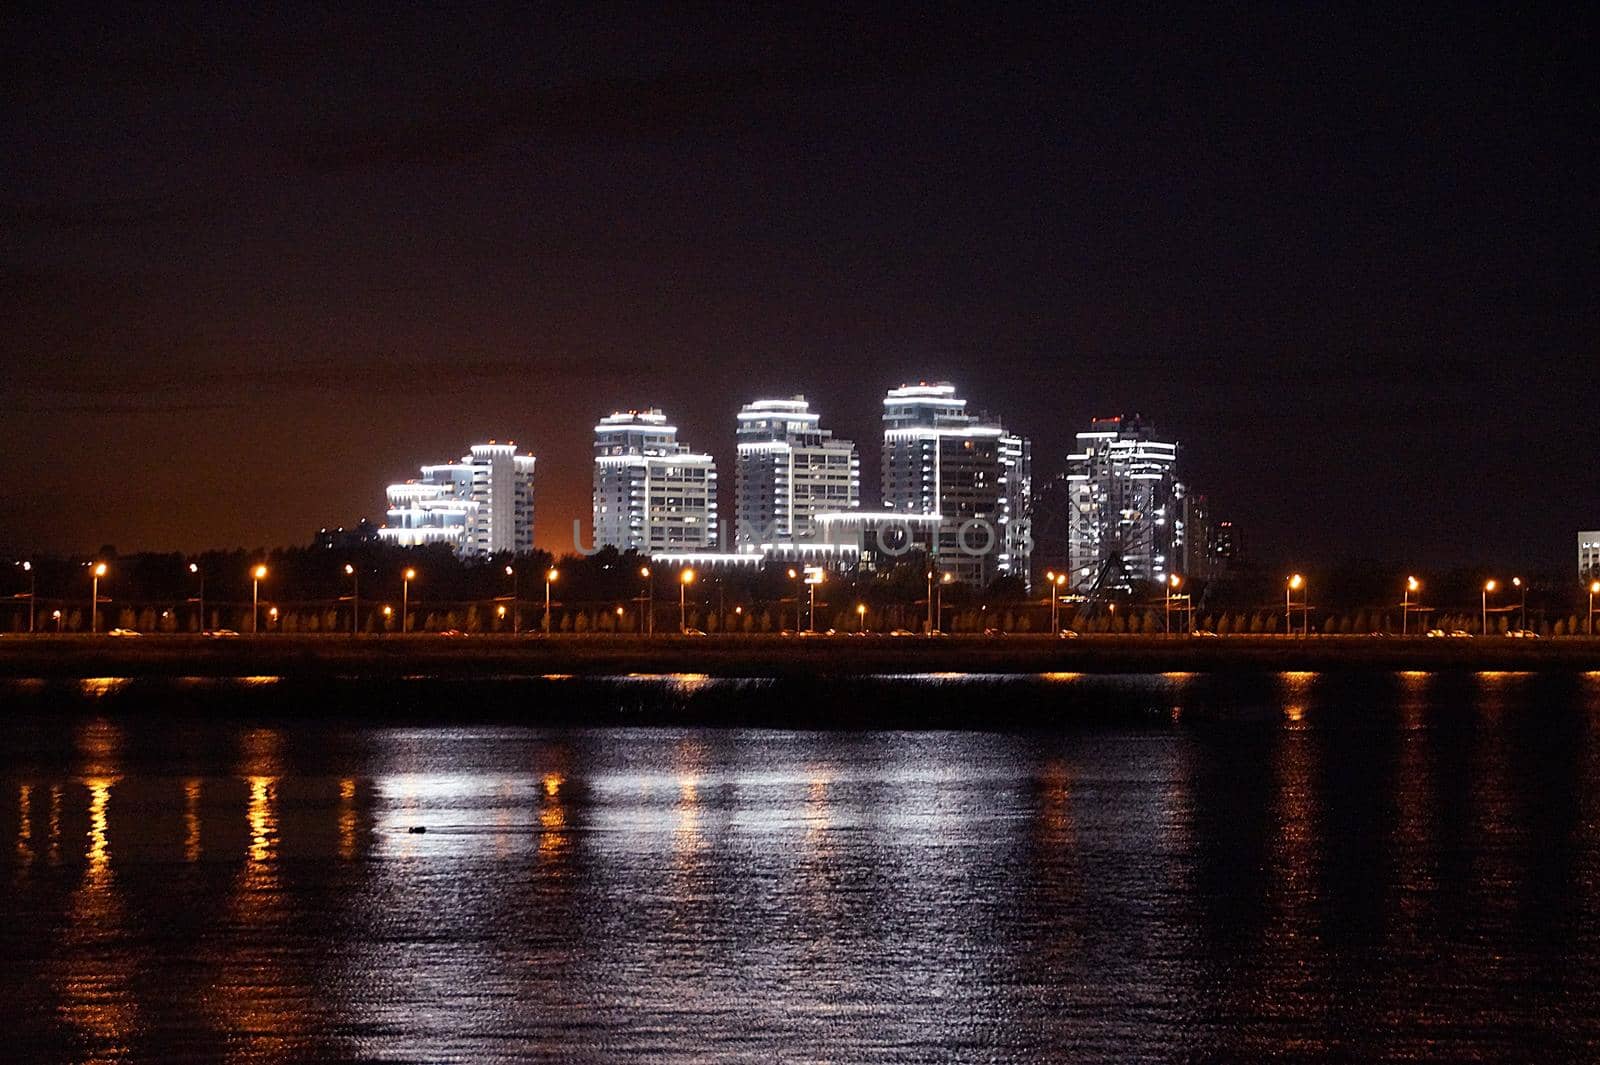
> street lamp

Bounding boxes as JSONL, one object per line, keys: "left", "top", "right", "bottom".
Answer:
{"left": 251, "top": 564, "right": 268, "bottom": 634}
{"left": 1512, "top": 576, "right": 1526, "bottom": 632}
{"left": 789, "top": 567, "right": 803, "bottom": 633}
{"left": 1287, "top": 574, "right": 1305, "bottom": 637}
{"left": 1591, "top": 580, "right": 1600, "bottom": 637}
{"left": 506, "top": 565, "right": 520, "bottom": 633}
{"left": 19, "top": 561, "right": 34, "bottom": 633}
{"left": 544, "top": 567, "right": 558, "bottom": 635}
{"left": 1165, "top": 573, "right": 1182, "bottom": 635}
{"left": 1482, "top": 579, "right": 1497, "bottom": 636}
{"left": 90, "top": 562, "right": 108, "bottom": 633}
{"left": 857, "top": 603, "right": 868, "bottom": 632}
{"left": 402, "top": 568, "right": 416, "bottom": 634}
{"left": 52, "top": 609, "right": 62, "bottom": 632}
{"left": 1402, "top": 575, "right": 1420, "bottom": 636}
{"left": 189, "top": 562, "right": 204, "bottom": 633}
{"left": 345, "top": 564, "right": 359, "bottom": 636}
{"left": 679, "top": 568, "right": 696, "bottom": 633}
{"left": 936, "top": 571, "right": 953, "bottom": 634}
{"left": 808, "top": 568, "right": 826, "bottom": 633}
{"left": 382, "top": 604, "right": 393, "bottom": 631}
{"left": 641, "top": 566, "right": 654, "bottom": 636}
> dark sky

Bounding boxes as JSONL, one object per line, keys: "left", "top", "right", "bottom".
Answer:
{"left": 2, "top": 7, "right": 1595, "bottom": 569}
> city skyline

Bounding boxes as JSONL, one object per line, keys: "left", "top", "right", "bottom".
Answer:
{"left": 1, "top": 9, "right": 1593, "bottom": 572}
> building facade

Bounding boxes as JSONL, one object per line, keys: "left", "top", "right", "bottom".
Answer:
{"left": 733, "top": 396, "right": 859, "bottom": 549}
{"left": 880, "top": 382, "right": 1031, "bottom": 588}
{"left": 1581, "top": 531, "right": 1600, "bottom": 580}
{"left": 1065, "top": 415, "right": 1185, "bottom": 592}
{"left": 379, "top": 441, "right": 536, "bottom": 556}
{"left": 592, "top": 409, "right": 718, "bottom": 552}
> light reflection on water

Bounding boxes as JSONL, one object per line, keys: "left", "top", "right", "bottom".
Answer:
{"left": 1, "top": 672, "right": 1600, "bottom": 1060}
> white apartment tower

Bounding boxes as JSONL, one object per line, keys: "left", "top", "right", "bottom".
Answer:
{"left": 1580, "top": 531, "right": 1600, "bottom": 580}
{"left": 379, "top": 441, "right": 536, "bottom": 557}
{"left": 880, "top": 382, "right": 1031, "bottom": 588}
{"left": 1065, "top": 416, "right": 1185, "bottom": 592}
{"left": 733, "top": 396, "right": 859, "bottom": 549}
{"left": 593, "top": 409, "right": 718, "bottom": 552}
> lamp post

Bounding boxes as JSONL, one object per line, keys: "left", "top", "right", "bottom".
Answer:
{"left": 90, "top": 562, "right": 108, "bottom": 634}
{"left": 251, "top": 564, "right": 268, "bottom": 634}
{"left": 402, "top": 568, "right": 416, "bottom": 634}
{"left": 506, "top": 565, "right": 520, "bottom": 633}
{"left": 1591, "top": 580, "right": 1600, "bottom": 637}
{"left": 52, "top": 609, "right": 62, "bottom": 632}
{"left": 808, "top": 569, "right": 825, "bottom": 633}
{"left": 1166, "top": 574, "right": 1183, "bottom": 635}
{"left": 679, "top": 568, "right": 696, "bottom": 633}
{"left": 382, "top": 605, "right": 393, "bottom": 632}
{"left": 1402, "top": 575, "right": 1419, "bottom": 636}
{"left": 1482, "top": 579, "right": 1496, "bottom": 636}
{"left": 1512, "top": 576, "right": 1526, "bottom": 632}
{"left": 20, "top": 561, "right": 34, "bottom": 633}
{"left": 937, "top": 572, "right": 953, "bottom": 634}
{"left": 926, "top": 568, "right": 935, "bottom": 635}
{"left": 1287, "top": 574, "right": 1305, "bottom": 636}
{"left": 345, "top": 564, "right": 359, "bottom": 636}
{"left": 544, "top": 568, "right": 558, "bottom": 635}
{"left": 1046, "top": 570, "right": 1060, "bottom": 634}
{"left": 788, "top": 568, "right": 802, "bottom": 633}
{"left": 641, "top": 566, "right": 654, "bottom": 636}
{"left": 189, "top": 562, "right": 204, "bottom": 633}
{"left": 857, "top": 602, "right": 868, "bottom": 632}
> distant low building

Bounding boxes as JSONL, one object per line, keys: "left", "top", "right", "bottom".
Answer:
{"left": 313, "top": 518, "right": 381, "bottom": 550}
{"left": 379, "top": 442, "right": 536, "bottom": 557}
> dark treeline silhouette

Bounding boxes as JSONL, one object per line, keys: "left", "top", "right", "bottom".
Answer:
{"left": 3, "top": 545, "right": 1596, "bottom": 636}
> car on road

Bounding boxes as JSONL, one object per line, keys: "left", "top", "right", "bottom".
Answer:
{"left": 107, "top": 628, "right": 141, "bottom": 637}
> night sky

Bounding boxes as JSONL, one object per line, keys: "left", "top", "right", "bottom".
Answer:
{"left": 3, "top": 8, "right": 1594, "bottom": 569}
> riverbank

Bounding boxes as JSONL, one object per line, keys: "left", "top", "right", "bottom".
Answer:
{"left": 3, "top": 632, "right": 1600, "bottom": 678}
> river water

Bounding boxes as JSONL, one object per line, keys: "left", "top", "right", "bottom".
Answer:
{"left": 2, "top": 671, "right": 1599, "bottom": 1062}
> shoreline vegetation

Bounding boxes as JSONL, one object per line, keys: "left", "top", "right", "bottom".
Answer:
{"left": 3, "top": 633, "right": 1600, "bottom": 680}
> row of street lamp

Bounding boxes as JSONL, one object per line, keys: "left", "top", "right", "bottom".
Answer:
{"left": 1278, "top": 572, "right": 1598, "bottom": 636}
{"left": 17, "top": 559, "right": 1600, "bottom": 637}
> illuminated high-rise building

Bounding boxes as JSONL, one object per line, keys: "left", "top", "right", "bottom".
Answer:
{"left": 1065, "top": 415, "right": 1185, "bottom": 592}
{"left": 379, "top": 441, "right": 536, "bottom": 556}
{"left": 733, "top": 396, "right": 859, "bottom": 549}
{"left": 1580, "top": 531, "right": 1600, "bottom": 580}
{"left": 880, "top": 382, "right": 1030, "bottom": 588}
{"left": 592, "top": 409, "right": 718, "bottom": 552}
